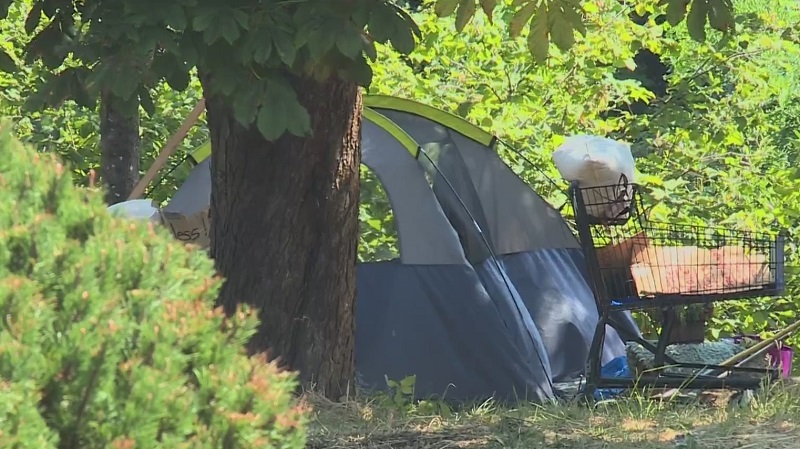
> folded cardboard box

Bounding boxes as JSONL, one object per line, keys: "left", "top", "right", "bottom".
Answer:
{"left": 596, "top": 233, "right": 771, "bottom": 298}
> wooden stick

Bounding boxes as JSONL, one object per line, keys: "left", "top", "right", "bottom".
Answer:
{"left": 127, "top": 98, "right": 207, "bottom": 200}
{"left": 656, "top": 320, "right": 800, "bottom": 399}
{"left": 717, "top": 321, "right": 800, "bottom": 369}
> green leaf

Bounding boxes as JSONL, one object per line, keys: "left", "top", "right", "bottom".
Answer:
{"left": 256, "top": 103, "right": 286, "bottom": 142}
{"left": 561, "top": 1, "right": 586, "bottom": 36}
{"left": 352, "top": 3, "right": 371, "bottom": 27}
{"left": 390, "top": 23, "right": 416, "bottom": 55}
{"left": 686, "top": 0, "right": 709, "bottom": 42}
{"left": 220, "top": 15, "right": 241, "bottom": 44}
{"left": 0, "top": 48, "right": 16, "bottom": 73}
{"left": 307, "top": 19, "right": 338, "bottom": 61}
{"left": 232, "top": 85, "right": 262, "bottom": 126}
{"left": 399, "top": 375, "right": 416, "bottom": 391}
{"left": 510, "top": 1, "right": 537, "bottom": 38}
{"left": 395, "top": 5, "right": 422, "bottom": 38}
{"left": 527, "top": 3, "right": 549, "bottom": 64}
{"left": 663, "top": 178, "right": 685, "bottom": 191}
{"left": 24, "top": 2, "right": 42, "bottom": 34}
{"left": 25, "top": 22, "right": 70, "bottom": 69}
{"left": 138, "top": 85, "right": 155, "bottom": 116}
{"left": 479, "top": 0, "right": 497, "bottom": 23}
{"left": 202, "top": 22, "right": 224, "bottom": 45}
{"left": 339, "top": 56, "right": 374, "bottom": 88}
{"left": 110, "top": 67, "right": 140, "bottom": 101}
{"left": 336, "top": 25, "right": 364, "bottom": 60}
{"left": 665, "top": 0, "right": 689, "bottom": 26}
{"left": 71, "top": 75, "right": 95, "bottom": 109}
{"left": 434, "top": 0, "right": 460, "bottom": 17}
{"left": 252, "top": 37, "right": 274, "bottom": 64}
{"left": 162, "top": 4, "right": 187, "bottom": 30}
{"left": 583, "top": 2, "right": 599, "bottom": 14}
{"left": 232, "top": 9, "right": 250, "bottom": 30}
{"left": 708, "top": 0, "right": 733, "bottom": 32}
{"left": 368, "top": 13, "right": 392, "bottom": 43}
{"left": 162, "top": 58, "right": 190, "bottom": 91}
{"left": 457, "top": 101, "right": 475, "bottom": 117}
{"left": 273, "top": 30, "right": 297, "bottom": 66}
{"left": 363, "top": 36, "right": 378, "bottom": 62}
{"left": 192, "top": 9, "right": 217, "bottom": 32}
{"left": 455, "top": 0, "right": 476, "bottom": 32}
{"left": 623, "top": 57, "right": 636, "bottom": 71}
{"left": 285, "top": 102, "right": 311, "bottom": 137}
{"left": 258, "top": 79, "right": 311, "bottom": 140}
{"left": 550, "top": 15, "right": 575, "bottom": 51}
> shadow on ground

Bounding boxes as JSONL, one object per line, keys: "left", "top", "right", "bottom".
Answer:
{"left": 309, "top": 416, "right": 797, "bottom": 449}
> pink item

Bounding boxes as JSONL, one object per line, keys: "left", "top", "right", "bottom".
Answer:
{"left": 733, "top": 334, "right": 793, "bottom": 379}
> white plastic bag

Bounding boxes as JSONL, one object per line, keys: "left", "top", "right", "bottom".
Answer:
{"left": 107, "top": 199, "right": 161, "bottom": 222}
{"left": 552, "top": 135, "right": 636, "bottom": 221}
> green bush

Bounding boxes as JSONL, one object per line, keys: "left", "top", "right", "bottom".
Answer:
{"left": 0, "top": 123, "right": 307, "bottom": 448}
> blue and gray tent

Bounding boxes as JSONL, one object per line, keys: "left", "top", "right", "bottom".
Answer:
{"left": 165, "top": 95, "right": 641, "bottom": 403}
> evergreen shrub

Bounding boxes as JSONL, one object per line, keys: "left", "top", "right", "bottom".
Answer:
{"left": 0, "top": 123, "right": 307, "bottom": 448}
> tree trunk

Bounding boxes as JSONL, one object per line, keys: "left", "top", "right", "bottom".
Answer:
{"left": 100, "top": 92, "right": 141, "bottom": 205}
{"left": 203, "top": 75, "right": 361, "bottom": 400}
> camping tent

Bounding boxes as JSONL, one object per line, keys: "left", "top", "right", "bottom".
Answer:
{"left": 164, "top": 95, "right": 641, "bottom": 403}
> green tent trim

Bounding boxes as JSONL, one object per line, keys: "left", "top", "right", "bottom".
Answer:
{"left": 363, "top": 95, "right": 494, "bottom": 147}
{"left": 185, "top": 95, "right": 495, "bottom": 166}
{"left": 362, "top": 107, "right": 420, "bottom": 157}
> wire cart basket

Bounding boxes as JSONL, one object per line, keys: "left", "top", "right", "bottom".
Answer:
{"left": 569, "top": 181, "right": 786, "bottom": 399}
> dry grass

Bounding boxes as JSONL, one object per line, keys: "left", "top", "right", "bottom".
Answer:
{"left": 305, "top": 382, "right": 800, "bottom": 448}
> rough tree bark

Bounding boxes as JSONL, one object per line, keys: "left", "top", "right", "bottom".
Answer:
{"left": 202, "top": 74, "right": 361, "bottom": 400}
{"left": 99, "top": 92, "right": 141, "bottom": 205}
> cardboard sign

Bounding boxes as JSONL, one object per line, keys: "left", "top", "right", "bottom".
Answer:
{"left": 158, "top": 208, "right": 211, "bottom": 248}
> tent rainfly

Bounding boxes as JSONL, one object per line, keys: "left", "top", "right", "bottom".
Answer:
{"left": 163, "top": 95, "right": 641, "bottom": 403}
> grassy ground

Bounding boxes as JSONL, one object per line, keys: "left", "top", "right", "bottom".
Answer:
{"left": 305, "top": 382, "right": 800, "bottom": 448}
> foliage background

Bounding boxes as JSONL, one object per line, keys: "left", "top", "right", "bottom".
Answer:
{"left": 1, "top": 0, "right": 799, "bottom": 348}
{"left": 0, "top": 1, "right": 208, "bottom": 203}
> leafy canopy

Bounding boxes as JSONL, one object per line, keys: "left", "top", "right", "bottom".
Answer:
{"left": 0, "top": 0, "right": 734, "bottom": 141}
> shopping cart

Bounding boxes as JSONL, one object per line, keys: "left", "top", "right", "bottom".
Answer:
{"left": 568, "top": 181, "right": 787, "bottom": 400}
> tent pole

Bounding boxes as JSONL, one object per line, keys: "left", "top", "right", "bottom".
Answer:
{"left": 127, "top": 98, "right": 207, "bottom": 200}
